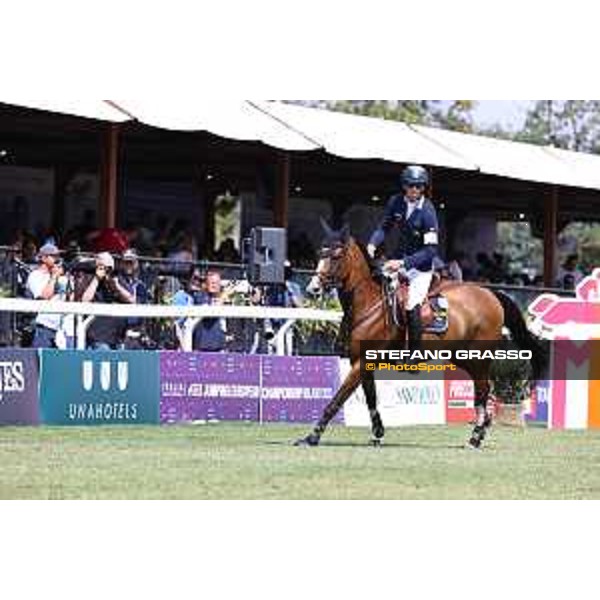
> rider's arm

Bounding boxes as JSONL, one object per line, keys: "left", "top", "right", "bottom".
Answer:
{"left": 403, "top": 203, "right": 440, "bottom": 271}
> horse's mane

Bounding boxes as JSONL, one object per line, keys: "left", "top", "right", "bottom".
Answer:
{"left": 350, "top": 237, "right": 380, "bottom": 279}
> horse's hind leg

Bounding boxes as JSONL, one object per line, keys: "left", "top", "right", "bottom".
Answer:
{"left": 362, "top": 370, "right": 384, "bottom": 446}
{"left": 468, "top": 377, "right": 493, "bottom": 449}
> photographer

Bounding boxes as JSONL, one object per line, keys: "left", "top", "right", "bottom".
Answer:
{"left": 117, "top": 249, "right": 150, "bottom": 348}
{"left": 25, "top": 242, "right": 72, "bottom": 348}
{"left": 75, "top": 252, "right": 135, "bottom": 350}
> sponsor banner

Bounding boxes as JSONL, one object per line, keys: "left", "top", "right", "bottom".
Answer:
{"left": 0, "top": 348, "right": 40, "bottom": 425}
{"left": 39, "top": 350, "right": 160, "bottom": 425}
{"left": 524, "top": 380, "right": 549, "bottom": 423}
{"left": 343, "top": 359, "right": 445, "bottom": 427}
{"left": 160, "top": 352, "right": 260, "bottom": 423}
{"left": 444, "top": 369, "right": 475, "bottom": 423}
{"left": 528, "top": 270, "right": 600, "bottom": 429}
{"left": 545, "top": 341, "right": 600, "bottom": 429}
{"left": 260, "top": 356, "right": 341, "bottom": 423}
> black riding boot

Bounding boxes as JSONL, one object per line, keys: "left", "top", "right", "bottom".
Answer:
{"left": 407, "top": 307, "right": 423, "bottom": 355}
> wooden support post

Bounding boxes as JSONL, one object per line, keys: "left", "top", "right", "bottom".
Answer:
{"left": 52, "top": 166, "right": 77, "bottom": 236}
{"left": 274, "top": 152, "right": 290, "bottom": 228}
{"left": 99, "top": 123, "right": 120, "bottom": 229}
{"left": 543, "top": 185, "right": 558, "bottom": 287}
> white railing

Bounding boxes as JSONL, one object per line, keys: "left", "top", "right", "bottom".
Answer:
{"left": 0, "top": 298, "right": 343, "bottom": 354}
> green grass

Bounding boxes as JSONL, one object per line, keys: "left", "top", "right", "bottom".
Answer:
{"left": 1, "top": 423, "right": 600, "bottom": 499}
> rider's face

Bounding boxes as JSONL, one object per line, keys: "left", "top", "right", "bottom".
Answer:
{"left": 404, "top": 184, "right": 425, "bottom": 202}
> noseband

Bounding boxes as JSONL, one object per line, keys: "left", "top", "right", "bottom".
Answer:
{"left": 316, "top": 243, "right": 346, "bottom": 290}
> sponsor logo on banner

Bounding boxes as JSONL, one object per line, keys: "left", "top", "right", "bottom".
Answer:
{"left": 343, "top": 359, "right": 445, "bottom": 427}
{"left": 0, "top": 361, "right": 26, "bottom": 401}
{"left": 81, "top": 360, "right": 129, "bottom": 392}
{"left": 528, "top": 268, "right": 600, "bottom": 429}
{"left": 259, "top": 356, "right": 341, "bottom": 423}
{"left": 39, "top": 350, "right": 159, "bottom": 425}
{"left": 0, "top": 349, "right": 40, "bottom": 425}
{"left": 160, "top": 352, "right": 261, "bottom": 423}
{"left": 445, "top": 370, "right": 475, "bottom": 423}
{"left": 159, "top": 353, "right": 342, "bottom": 424}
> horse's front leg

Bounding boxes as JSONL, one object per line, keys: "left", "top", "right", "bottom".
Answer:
{"left": 295, "top": 361, "right": 363, "bottom": 447}
{"left": 362, "top": 369, "right": 384, "bottom": 446}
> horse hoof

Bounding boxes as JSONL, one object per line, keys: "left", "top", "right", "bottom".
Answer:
{"left": 372, "top": 426, "right": 385, "bottom": 440}
{"left": 467, "top": 437, "right": 482, "bottom": 450}
{"left": 369, "top": 437, "right": 383, "bottom": 448}
{"left": 294, "top": 434, "right": 320, "bottom": 447}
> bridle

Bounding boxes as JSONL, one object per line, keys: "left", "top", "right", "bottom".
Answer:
{"left": 314, "top": 241, "right": 347, "bottom": 290}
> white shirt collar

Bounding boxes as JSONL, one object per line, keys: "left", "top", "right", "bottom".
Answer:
{"left": 405, "top": 195, "right": 425, "bottom": 210}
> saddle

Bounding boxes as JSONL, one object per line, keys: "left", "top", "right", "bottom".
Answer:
{"left": 383, "top": 274, "right": 449, "bottom": 334}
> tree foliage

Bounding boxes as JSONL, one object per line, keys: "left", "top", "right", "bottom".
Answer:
{"left": 516, "top": 100, "right": 600, "bottom": 152}
{"left": 291, "top": 100, "right": 476, "bottom": 132}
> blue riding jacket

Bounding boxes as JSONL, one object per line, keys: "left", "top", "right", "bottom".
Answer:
{"left": 369, "top": 194, "right": 440, "bottom": 272}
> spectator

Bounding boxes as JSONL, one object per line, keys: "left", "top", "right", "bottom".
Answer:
{"left": 117, "top": 249, "right": 150, "bottom": 345}
{"left": 25, "top": 242, "right": 69, "bottom": 348}
{"left": 65, "top": 209, "right": 97, "bottom": 249}
{"left": 215, "top": 238, "right": 240, "bottom": 263}
{"left": 172, "top": 268, "right": 227, "bottom": 352}
{"left": 475, "top": 252, "right": 494, "bottom": 282}
{"left": 75, "top": 252, "right": 135, "bottom": 350}
{"left": 89, "top": 227, "right": 129, "bottom": 254}
{"left": 21, "top": 238, "right": 38, "bottom": 264}
{"left": 261, "top": 261, "right": 303, "bottom": 308}
{"left": 118, "top": 249, "right": 149, "bottom": 305}
{"left": 557, "top": 253, "right": 583, "bottom": 289}
{"left": 168, "top": 232, "right": 197, "bottom": 264}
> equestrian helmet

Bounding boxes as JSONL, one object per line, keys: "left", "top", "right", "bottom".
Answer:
{"left": 401, "top": 165, "right": 429, "bottom": 188}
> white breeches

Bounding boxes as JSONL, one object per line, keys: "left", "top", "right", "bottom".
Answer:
{"left": 406, "top": 269, "right": 433, "bottom": 310}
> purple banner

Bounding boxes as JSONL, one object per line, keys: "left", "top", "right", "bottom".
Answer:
{"left": 0, "top": 349, "right": 40, "bottom": 425}
{"left": 525, "top": 379, "right": 549, "bottom": 424}
{"left": 160, "top": 352, "right": 260, "bottom": 423}
{"left": 160, "top": 352, "right": 343, "bottom": 425}
{"left": 260, "top": 356, "right": 342, "bottom": 423}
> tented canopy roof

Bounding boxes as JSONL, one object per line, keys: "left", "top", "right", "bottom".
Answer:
{"left": 113, "top": 99, "right": 320, "bottom": 151}
{"left": 411, "top": 123, "right": 600, "bottom": 189}
{"left": 255, "top": 100, "right": 477, "bottom": 171}
{"left": 0, "top": 98, "right": 132, "bottom": 122}
{"left": 4, "top": 97, "right": 600, "bottom": 192}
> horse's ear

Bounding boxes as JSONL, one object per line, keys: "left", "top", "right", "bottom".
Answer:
{"left": 320, "top": 217, "right": 334, "bottom": 238}
{"left": 340, "top": 223, "right": 350, "bottom": 241}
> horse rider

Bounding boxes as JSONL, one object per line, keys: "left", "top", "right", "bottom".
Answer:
{"left": 367, "top": 164, "right": 445, "bottom": 349}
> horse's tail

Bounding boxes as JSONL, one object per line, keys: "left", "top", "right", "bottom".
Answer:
{"left": 492, "top": 289, "right": 549, "bottom": 380}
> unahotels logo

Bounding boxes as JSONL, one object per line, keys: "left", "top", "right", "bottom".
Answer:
{"left": 82, "top": 360, "right": 129, "bottom": 392}
{"left": 67, "top": 359, "right": 136, "bottom": 422}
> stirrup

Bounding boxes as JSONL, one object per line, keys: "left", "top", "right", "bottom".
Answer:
{"left": 427, "top": 313, "right": 448, "bottom": 334}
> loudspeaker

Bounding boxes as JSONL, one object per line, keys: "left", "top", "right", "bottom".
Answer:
{"left": 246, "top": 227, "right": 287, "bottom": 284}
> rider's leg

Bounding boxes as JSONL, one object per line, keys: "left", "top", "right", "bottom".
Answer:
{"left": 406, "top": 306, "right": 423, "bottom": 352}
{"left": 406, "top": 269, "right": 432, "bottom": 352}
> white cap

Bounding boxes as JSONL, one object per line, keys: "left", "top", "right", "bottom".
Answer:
{"left": 96, "top": 252, "right": 115, "bottom": 269}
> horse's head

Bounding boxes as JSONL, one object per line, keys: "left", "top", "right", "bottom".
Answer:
{"left": 306, "top": 219, "right": 359, "bottom": 296}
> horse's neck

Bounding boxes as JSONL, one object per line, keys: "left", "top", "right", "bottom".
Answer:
{"left": 341, "top": 243, "right": 381, "bottom": 324}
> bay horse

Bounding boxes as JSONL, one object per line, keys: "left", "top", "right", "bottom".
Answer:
{"left": 295, "top": 223, "right": 547, "bottom": 449}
